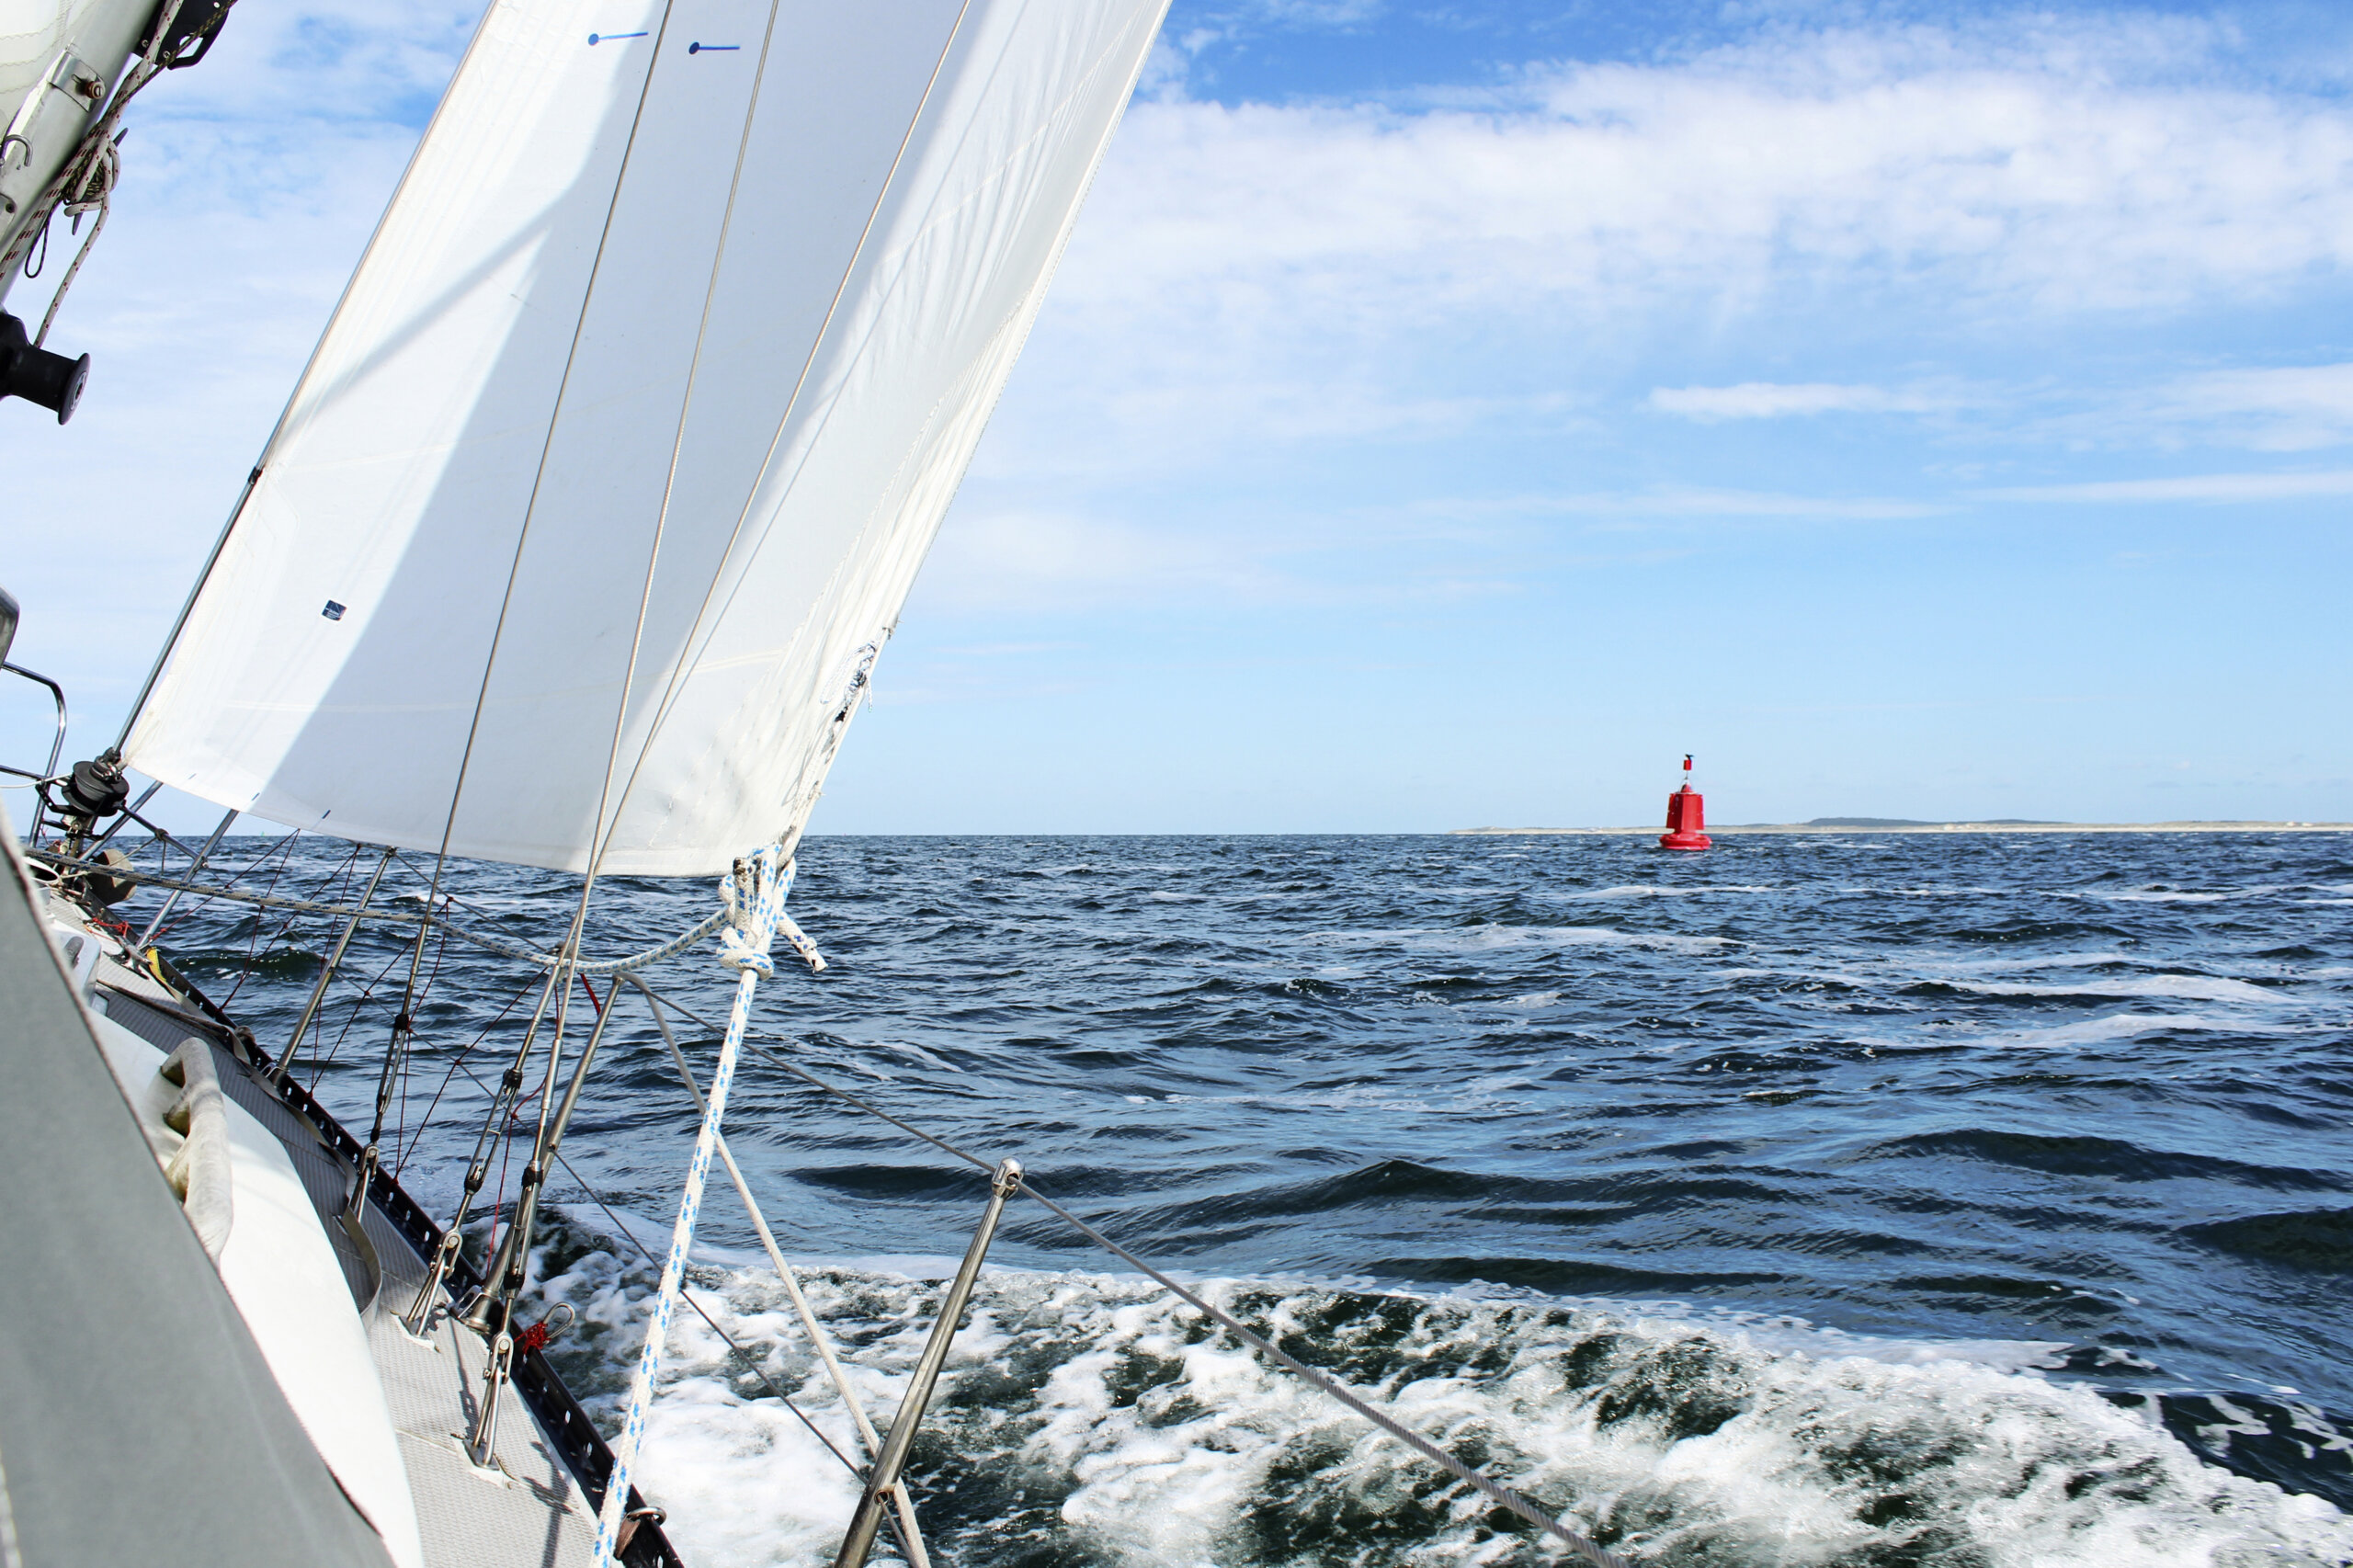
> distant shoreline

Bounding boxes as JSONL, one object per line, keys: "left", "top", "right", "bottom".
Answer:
{"left": 1451, "top": 821, "right": 2351, "bottom": 835}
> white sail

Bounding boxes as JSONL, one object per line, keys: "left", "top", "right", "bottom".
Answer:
{"left": 0, "top": 1, "right": 131, "bottom": 108}
{"left": 124, "top": 0, "right": 1166, "bottom": 874}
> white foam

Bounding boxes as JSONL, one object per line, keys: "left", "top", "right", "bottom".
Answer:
{"left": 1903, "top": 949, "right": 2137, "bottom": 975}
{"left": 879, "top": 1040, "right": 962, "bottom": 1073}
{"left": 543, "top": 1262, "right": 2353, "bottom": 1568}
{"left": 1309, "top": 925, "right": 1734, "bottom": 956}
{"left": 1543, "top": 884, "right": 1776, "bottom": 901}
{"left": 1946, "top": 973, "right": 2283, "bottom": 1005}
{"left": 1967, "top": 1011, "right": 2301, "bottom": 1049}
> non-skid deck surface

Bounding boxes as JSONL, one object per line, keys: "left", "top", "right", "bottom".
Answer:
{"left": 93, "top": 960, "right": 602, "bottom": 1568}
{"left": 368, "top": 1247, "right": 602, "bottom": 1568}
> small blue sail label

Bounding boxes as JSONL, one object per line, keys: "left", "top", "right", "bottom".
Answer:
{"left": 688, "top": 41, "right": 739, "bottom": 52}
{"left": 586, "top": 30, "right": 647, "bottom": 44}
{"left": 323, "top": 600, "right": 346, "bottom": 620}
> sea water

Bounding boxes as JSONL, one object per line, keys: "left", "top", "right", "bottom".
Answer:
{"left": 159, "top": 831, "right": 2353, "bottom": 1565}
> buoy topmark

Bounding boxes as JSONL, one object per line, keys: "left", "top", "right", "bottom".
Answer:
{"left": 1660, "top": 753, "right": 1711, "bottom": 851}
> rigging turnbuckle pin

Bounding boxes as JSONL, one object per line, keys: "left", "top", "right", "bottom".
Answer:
{"left": 402, "top": 1227, "right": 464, "bottom": 1336}
{"left": 463, "top": 1303, "right": 572, "bottom": 1469}
{"left": 466, "top": 1324, "right": 514, "bottom": 1468}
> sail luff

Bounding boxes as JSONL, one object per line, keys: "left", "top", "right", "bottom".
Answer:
{"left": 111, "top": 0, "right": 508, "bottom": 756}
{"left": 122, "top": 0, "right": 688, "bottom": 838}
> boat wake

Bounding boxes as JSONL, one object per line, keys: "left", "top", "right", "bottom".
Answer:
{"left": 526, "top": 1223, "right": 2353, "bottom": 1568}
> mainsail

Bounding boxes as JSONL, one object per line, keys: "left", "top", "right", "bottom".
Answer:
{"left": 125, "top": 0, "right": 1166, "bottom": 874}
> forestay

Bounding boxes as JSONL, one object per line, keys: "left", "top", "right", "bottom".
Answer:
{"left": 125, "top": 0, "right": 1166, "bottom": 873}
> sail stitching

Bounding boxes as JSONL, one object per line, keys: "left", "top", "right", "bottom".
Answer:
{"left": 585, "top": 0, "right": 983, "bottom": 859}
{"left": 580, "top": 0, "right": 801, "bottom": 883}
{"left": 599, "top": 0, "right": 1160, "bottom": 860}
{"left": 401, "top": 0, "right": 676, "bottom": 897}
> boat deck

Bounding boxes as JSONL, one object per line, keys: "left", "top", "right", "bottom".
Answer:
{"left": 83, "top": 935, "right": 672, "bottom": 1568}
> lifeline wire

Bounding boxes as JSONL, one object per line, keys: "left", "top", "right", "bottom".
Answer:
{"left": 435, "top": 1056, "right": 864, "bottom": 1485}
{"left": 76, "top": 843, "right": 1626, "bottom": 1556}
{"left": 424, "top": 1050, "right": 932, "bottom": 1568}
{"left": 23, "top": 848, "right": 731, "bottom": 977}
{"left": 630, "top": 989, "right": 1633, "bottom": 1568}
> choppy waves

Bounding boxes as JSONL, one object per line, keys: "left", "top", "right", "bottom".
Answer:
{"left": 165, "top": 829, "right": 2353, "bottom": 1563}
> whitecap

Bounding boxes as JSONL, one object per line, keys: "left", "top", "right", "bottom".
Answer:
{"left": 1965, "top": 1012, "right": 2302, "bottom": 1050}
{"left": 1947, "top": 973, "right": 2283, "bottom": 1005}
{"left": 545, "top": 1261, "right": 2353, "bottom": 1568}
{"left": 1546, "top": 883, "right": 1775, "bottom": 901}
{"left": 1904, "top": 950, "right": 2137, "bottom": 975}
{"left": 1299, "top": 926, "right": 1733, "bottom": 956}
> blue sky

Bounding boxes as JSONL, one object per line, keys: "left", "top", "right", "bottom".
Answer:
{"left": 7, "top": 0, "right": 2351, "bottom": 835}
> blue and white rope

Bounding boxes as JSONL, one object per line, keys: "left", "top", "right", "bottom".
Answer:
{"left": 591, "top": 845, "right": 791, "bottom": 1566}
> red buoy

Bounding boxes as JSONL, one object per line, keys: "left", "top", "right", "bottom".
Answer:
{"left": 1660, "top": 754, "right": 1711, "bottom": 851}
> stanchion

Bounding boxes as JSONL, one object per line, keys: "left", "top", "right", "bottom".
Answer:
{"left": 832, "top": 1159, "right": 1023, "bottom": 1568}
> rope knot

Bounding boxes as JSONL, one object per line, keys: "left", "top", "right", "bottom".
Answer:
{"left": 713, "top": 848, "right": 791, "bottom": 977}
{"left": 717, "top": 926, "right": 774, "bottom": 978}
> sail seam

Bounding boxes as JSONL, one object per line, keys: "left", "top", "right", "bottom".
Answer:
{"left": 585, "top": 0, "right": 984, "bottom": 859}
{"left": 580, "top": 0, "right": 799, "bottom": 882}
{"left": 599, "top": 0, "right": 1162, "bottom": 865}
{"left": 421, "top": 0, "right": 680, "bottom": 887}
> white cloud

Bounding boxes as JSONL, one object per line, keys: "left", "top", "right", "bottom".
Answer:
{"left": 1979, "top": 470, "right": 2353, "bottom": 503}
{"left": 919, "top": 511, "right": 1279, "bottom": 610}
{"left": 1646, "top": 362, "right": 2353, "bottom": 449}
{"left": 1453, "top": 487, "right": 1946, "bottom": 520}
{"left": 983, "top": 18, "right": 2353, "bottom": 485}
{"left": 1647, "top": 382, "right": 1962, "bottom": 420}
{"left": 1067, "top": 28, "right": 2353, "bottom": 324}
{"left": 2148, "top": 364, "right": 2353, "bottom": 451}
{"left": 910, "top": 483, "right": 1943, "bottom": 615}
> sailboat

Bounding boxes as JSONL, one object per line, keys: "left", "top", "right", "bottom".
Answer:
{"left": 7, "top": 2, "right": 1654, "bottom": 1564}
{"left": 5, "top": 1, "right": 1176, "bottom": 1563}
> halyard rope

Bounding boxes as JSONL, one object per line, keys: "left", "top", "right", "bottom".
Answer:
{"left": 591, "top": 845, "right": 790, "bottom": 1567}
